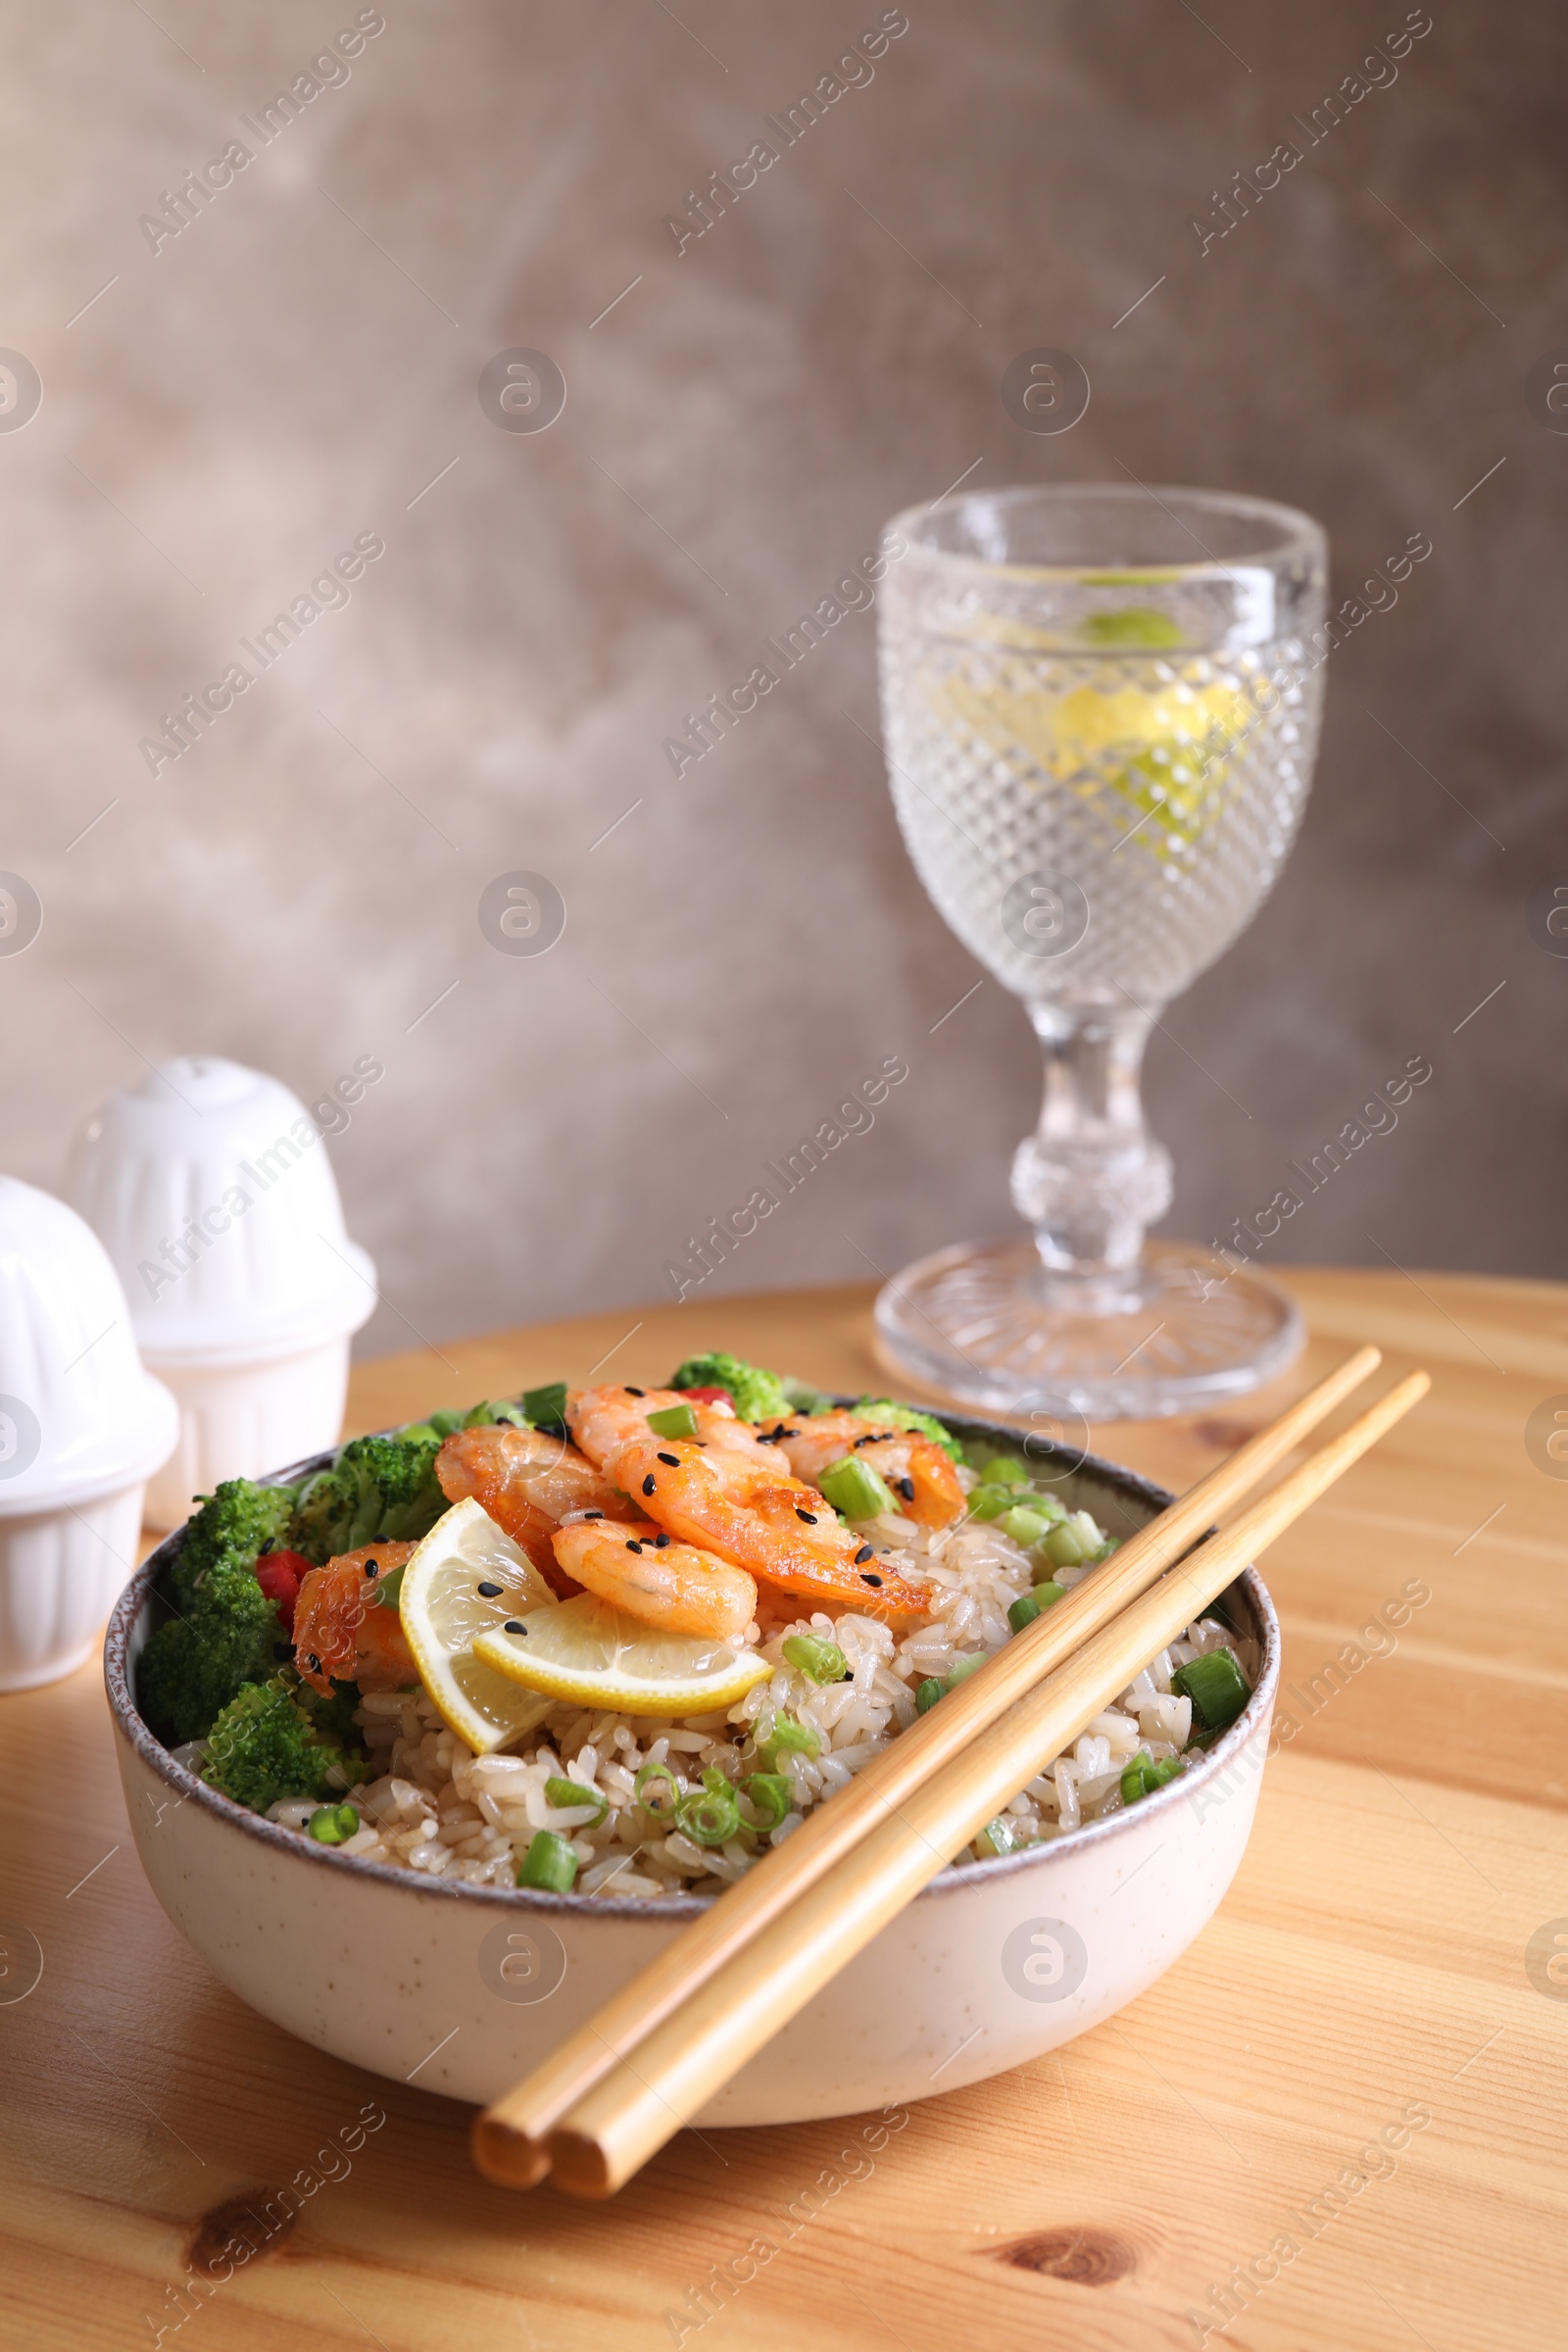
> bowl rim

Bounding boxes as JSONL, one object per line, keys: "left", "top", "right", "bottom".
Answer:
{"left": 104, "top": 1407, "right": 1280, "bottom": 1921}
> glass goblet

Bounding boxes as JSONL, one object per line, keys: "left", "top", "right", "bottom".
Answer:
{"left": 874, "top": 482, "right": 1328, "bottom": 1421}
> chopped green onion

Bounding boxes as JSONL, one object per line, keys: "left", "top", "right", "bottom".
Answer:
{"left": 674, "top": 1768, "right": 741, "bottom": 1847}
{"left": 1119, "top": 1753, "right": 1183, "bottom": 1805}
{"left": 1170, "top": 1645, "right": 1251, "bottom": 1731}
{"left": 782, "top": 1632, "right": 848, "bottom": 1684}
{"left": 374, "top": 1563, "right": 406, "bottom": 1609}
{"left": 918, "top": 1651, "right": 988, "bottom": 1709}
{"left": 1007, "top": 1584, "right": 1064, "bottom": 1635}
{"left": 545, "top": 1775, "right": 608, "bottom": 1822}
{"left": 1002, "top": 1503, "right": 1052, "bottom": 1547}
{"left": 646, "top": 1402, "right": 699, "bottom": 1441}
{"left": 635, "top": 1762, "right": 681, "bottom": 1819}
{"left": 743, "top": 1772, "right": 793, "bottom": 1831}
{"left": 1044, "top": 1519, "right": 1091, "bottom": 1568}
{"left": 520, "top": 1380, "right": 569, "bottom": 1431}
{"left": 966, "top": 1484, "right": 1018, "bottom": 1521}
{"left": 1029, "top": 1576, "right": 1068, "bottom": 1605}
{"left": 974, "top": 1815, "right": 1022, "bottom": 1858}
{"left": 307, "top": 1802, "right": 359, "bottom": 1844}
{"left": 760, "top": 1713, "right": 820, "bottom": 1766}
{"left": 516, "top": 1830, "right": 578, "bottom": 1891}
{"left": 980, "top": 1454, "right": 1033, "bottom": 1487}
{"left": 816, "top": 1455, "right": 897, "bottom": 1521}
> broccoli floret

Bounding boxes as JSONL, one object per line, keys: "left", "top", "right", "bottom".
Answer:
{"left": 169, "top": 1476, "right": 296, "bottom": 1616}
{"left": 201, "top": 1674, "right": 364, "bottom": 1814}
{"left": 290, "top": 1428, "right": 448, "bottom": 1565}
{"left": 853, "top": 1397, "right": 963, "bottom": 1461}
{"left": 669, "top": 1351, "right": 792, "bottom": 1423}
{"left": 297, "top": 1674, "right": 367, "bottom": 1752}
{"left": 138, "top": 1478, "right": 300, "bottom": 1745}
{"left": 139, "top": 1578, "right": 281, "bottom": 1747}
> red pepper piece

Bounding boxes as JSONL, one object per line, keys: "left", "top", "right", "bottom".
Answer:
{"left": 255, "top": 1547, "right": 312, "bottom": 1636}
{"left": 680, "top": 1386, "right": 732, "bottom": 1408}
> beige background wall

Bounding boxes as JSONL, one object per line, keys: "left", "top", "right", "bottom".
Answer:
{"left": 3, "top": 1, "right": 1562, "bottom": 1359}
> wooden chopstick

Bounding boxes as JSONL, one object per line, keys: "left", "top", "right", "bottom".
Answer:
{"left": 471, "top": 1343, "right": 1383, "bottom": 2187}
{"left": 545, "top": 1366, "right": 1429, "bottom": 2196}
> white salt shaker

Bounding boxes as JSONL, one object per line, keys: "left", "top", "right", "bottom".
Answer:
{"left": 0, "top": 1177, "right": 178, "bottom": 1689}
{"left": 69, "top": 1056, "right": 378, "bottom": 1529}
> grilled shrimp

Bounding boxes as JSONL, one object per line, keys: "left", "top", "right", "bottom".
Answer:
{"left": 567, "top": 1385, "right": 933, "bottom": 1623}
{"left": 551, "top": 1518, "right": 757, "bottom": 1641}
{"left": 293, "top": 1542, "right": 417, "bottom": 1696}
{"left": 570, "top": 1386, "right": 777, "bottom": 1471}
{"left": 435, "top": 1423, "right": 639, "bottom": 1595}
{"left": 765, "top": 1410, "right": 966, "bottom": 1529}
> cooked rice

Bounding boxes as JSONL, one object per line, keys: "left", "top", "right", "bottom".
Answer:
{"left": 199, "top": 1466, "right": 1257, "bottom": 1900}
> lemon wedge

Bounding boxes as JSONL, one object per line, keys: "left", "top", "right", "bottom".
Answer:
{"left": 471, "top": 1594, "right": 772, "bottom": 1719}
{"left": 398, "top": 1496, "right": 560, "bottom": 1753}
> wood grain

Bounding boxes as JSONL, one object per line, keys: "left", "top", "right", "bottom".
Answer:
{"left": 3, "top": 1269, "right": 1565, "bottom": 2349}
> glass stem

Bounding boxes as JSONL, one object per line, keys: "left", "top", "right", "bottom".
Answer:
{"left": 1009, "top": 1002, "right": 1173, "bottom": 1298}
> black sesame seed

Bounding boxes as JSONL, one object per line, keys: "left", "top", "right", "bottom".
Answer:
{"left": 654, "top": 1533, "right": 671, "bottom": 1548}
{"left": 476, "top": 1581, "right": 503, "bottom": 1598}
{"left": 504, "top": 1619, "right": 527, "bottom": 1635}
{"left": 897, "top": 1476, "right": 915, "bottom": 1501}
{"left": 854, "top": 1433, "right": 878, "bottom": 1448}
{"left": 305, "top": 1653, "right": 320, "bottom": 1672}
{"left": 860, "top": 1572, "right": 884, "bottom": 1588}
{"left": 625, "top": 1385, "right": 646, "bottom": 1396}
{"left": 364, "top": 1560, "right": 379, "bottom": 1577}
{"left": 626, "top": 1540, "right": 644, "bottom": 1553}
{"left": 582, "top": 1509, "right": 604, "bottom": 1520}
{"left": 642, "top": 1474, "right": 657, "bottom": 1495}
{"left": 854, "top": 1544, "right": 874, "bottom": 1564}
{"left": 796, "top": 1507, "right": 818, "bottom": 1525}
{"left": 657, "top": 1450, "right": 680, "bottom": 1466}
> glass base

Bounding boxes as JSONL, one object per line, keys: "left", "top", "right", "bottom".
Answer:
{"left": 873, "top": 1237, "right": 1304, "bottom": 1423}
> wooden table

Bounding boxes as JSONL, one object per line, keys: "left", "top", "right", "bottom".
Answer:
{"left": 5, "top": 1270, "right": 1566, "bottom": 2350}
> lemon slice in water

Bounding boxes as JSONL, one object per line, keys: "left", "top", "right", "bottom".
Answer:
{"left": 399, "top": 1496, "right": 560, "bottom": 1753}
{"left": 472, "top": 1594, "right": 772, "bottom": 1719}
{"left": 927, "top": 671, "right": 1257, "bottom": 856}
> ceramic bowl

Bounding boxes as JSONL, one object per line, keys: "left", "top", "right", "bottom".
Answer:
{"left": 105, "top": 1420, "right": 1278, "bottom": 2126}
{"left": 68, "top": 1056, "right": 377, "bottom": 1528}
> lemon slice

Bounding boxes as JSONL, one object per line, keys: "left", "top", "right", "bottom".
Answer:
{"left": 399, "top": 1496, "right": 561, "bottom": 1753}
{"left": 471, "top": 1594, "right": 772, "bottom": 1718}
{"left": 927, "top": 672, "right": 1256, "bottom": 858}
